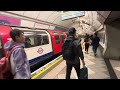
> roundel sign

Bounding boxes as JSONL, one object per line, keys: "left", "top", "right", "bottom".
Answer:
{"left": 37, "top": 47, "right": 43, "bottom": 54}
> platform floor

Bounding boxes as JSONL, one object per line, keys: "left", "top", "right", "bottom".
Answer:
{"left": 35, "top": 46, "right": 111, "bottom": 79}
{"left": 109, "top": 59, "right": 120, "bottom": 79}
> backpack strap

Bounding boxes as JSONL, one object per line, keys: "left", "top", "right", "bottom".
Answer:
{"left": 6, "top": 46, "right": 23, "bottom": 59}
{"left": 7, "top": 46, "right": 23, "bottom": 73}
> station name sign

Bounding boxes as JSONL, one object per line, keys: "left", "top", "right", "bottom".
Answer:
{"left": 61, "top": 11, "right": 85, "bottom": 20}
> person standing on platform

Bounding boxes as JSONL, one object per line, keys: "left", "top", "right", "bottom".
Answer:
{"left": 62, "top": 27, "right": 85, "bottom": 79}
{"left": 84, "top": 34, "right": 91, "bottom": 54}
{"left": 91, "top": 32, "right": 100, "bottom": 56}
{"left": 4, "top": 29, "right": 31, "bottom": 79}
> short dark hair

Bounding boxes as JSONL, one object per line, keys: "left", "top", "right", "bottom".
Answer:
{"left": 10, "top": 29, "right": 24, "bottom": 41}
{"left": 95, "top": 32, "right": 98, "bottom": 36}
{"left": 68, "top": 27, "right": 76, "bottom": 35}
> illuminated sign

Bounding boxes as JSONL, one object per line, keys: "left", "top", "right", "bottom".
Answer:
{"left": 61, "top": 11, "right": 85, "bottom": 20}
{"left": 0, "top": 14, "right": 21, "bottom": 26}
{"left": 34, "top": 23, "right": 49, "bottom": 29}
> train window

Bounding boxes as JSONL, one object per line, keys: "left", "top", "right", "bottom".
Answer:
{"left": 24, "top": 31, "right": 49, "bottom": 48}
{"left": 42, "top": 35, "right": 49, "bottom": 45}
{"left": 34, "top": 35, "right": 42, "bottom": 46}
{"left": 24, "top": 32, "right": 35, "bottom": 48}
{"left": 34, "top": 32, "right": 49, "bottom": 46}
{"left": 61, "top": 35, "right": 65, "bottom": 43}
{"left": 54, "top": 32, "right": 60, "bottom": 44}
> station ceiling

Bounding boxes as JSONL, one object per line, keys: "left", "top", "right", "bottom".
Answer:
{"left": 5, "top": 11, "right": 74, "bottom": 28}
{"left": 1, "top": 11, "right": 118, "bottom": 34}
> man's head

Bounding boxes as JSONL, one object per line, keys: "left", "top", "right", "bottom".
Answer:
{"left": 93, "top": 32, "right": 97, "bottom": 37}
{"left": 95, "top": 32, "right": 97, "bottom": 36}
{"left": 68, "top": 27, "right": 76, "bottom": 36}
{"left": 10, "top": 29, "right": 25, "bottom": 43}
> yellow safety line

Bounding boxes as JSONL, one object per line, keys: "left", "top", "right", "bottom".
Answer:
{"left": 32, "top": 57, "right": 63, "bottom": 79}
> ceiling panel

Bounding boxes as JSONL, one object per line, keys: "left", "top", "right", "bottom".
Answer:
{"left": 37, "top": 11, "right": 55, "bottom": 21}
{"left": 8, "top": 11, "right": 25, "bottom": 15}
{"left": 46, "top": 12, "right": 61, "bottom": 23}
{"left": 23, "top": 11, "right": 40, "bottom": 19}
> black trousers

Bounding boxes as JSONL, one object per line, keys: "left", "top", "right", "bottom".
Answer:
{"left": 92, "top": 46, "right": 98, "bottom": 55}
{"left": 85, "top": 43, "right": 90, "bottom": 52}
{"left": 66, "top": 63, "right": 80, "bottom": 79}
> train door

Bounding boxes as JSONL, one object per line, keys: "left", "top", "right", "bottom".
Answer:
{"left": 0, "top": 35, "right": 4, "bottom": 59}
{"left": 52, "top": 32, "right": 61, "bottom": 55}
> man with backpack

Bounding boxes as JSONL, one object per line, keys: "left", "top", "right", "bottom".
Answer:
{"left": 1, "top": 29, "right": 31, "bottom": 79}
{"left": 62, "top": 27, "right": 85, "bottom": 79}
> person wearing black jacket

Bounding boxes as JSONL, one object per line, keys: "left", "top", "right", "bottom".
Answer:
{"left": 91, "top": 33, "right": 100, "bottom": 56}
{"left": 64, "top": 27, "right": 85, "bottom": 79}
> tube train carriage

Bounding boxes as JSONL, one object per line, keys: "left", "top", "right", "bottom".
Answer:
{"left": 0, "top": 25, "right": 67, "bottom": 68}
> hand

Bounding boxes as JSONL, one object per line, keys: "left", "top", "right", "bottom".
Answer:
{"left": 82, "top": 60, "right": 85, "bottom": 66}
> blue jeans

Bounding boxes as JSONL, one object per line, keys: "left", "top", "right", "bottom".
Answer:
{"left": 92, "top": 46, "right": 98, "bottom": 56}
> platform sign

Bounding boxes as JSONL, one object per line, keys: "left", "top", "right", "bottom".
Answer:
{"left": 21, "top": 20, "right": 35, "bottom": 28}
{"left": 61, "top": 11, "right": 85, "bottom": 20}
{"left": 37, "top": 47, "right": 43, "bottom": 54}
{"left": 0, "top": 14, "right": 21, "bottom": 26}
{"left": 35, "top": 23, "right": 49, "bottom": 29}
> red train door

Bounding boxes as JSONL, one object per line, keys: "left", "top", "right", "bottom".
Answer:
{"left": 53, "top": 32, "right": 61, "bottom": 54}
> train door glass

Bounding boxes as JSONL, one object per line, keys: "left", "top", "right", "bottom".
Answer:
{"left": 42, "top": 35, "right": 49, "bottom": 45}
{"left": 24, "top": 32, "right": 35, "bottom": 48}
{"left": 61, "top": 35, "right": 65, "bottom": 43}
{"left": 0, "top": 36, "right": 4, "bottom": 59}
{"left": 34, "top": 32, "right": 49, "bottom": 46}
{"left": 54, "top": 32, "right": 60, "bottom": 44}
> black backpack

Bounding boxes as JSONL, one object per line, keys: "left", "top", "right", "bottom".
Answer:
{"left": 62, "top": 40, "right": 75, "bottom": 61}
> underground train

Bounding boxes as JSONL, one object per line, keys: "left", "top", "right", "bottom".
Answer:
{"left": 0, "top": 25, "right": 67, "bottom": 67}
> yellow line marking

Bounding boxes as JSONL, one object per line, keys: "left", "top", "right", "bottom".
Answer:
{"left": 32, "top": 57, "right": 63, "bottom": 79}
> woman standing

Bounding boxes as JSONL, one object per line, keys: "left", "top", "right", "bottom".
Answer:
{"left": 84, "top": 34, "right": 91, "bottom": 54}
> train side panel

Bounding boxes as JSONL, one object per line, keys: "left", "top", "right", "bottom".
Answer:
{"left": 11, "top": 27, "right": 53, "bottom": 67}
{"left": 47, "top": 30, "right": 67, "bottom": 55}
{"left": 0, "top": 25, "right": 12, "bottom": 45}
{"left": 0, "top": 25, "right": 12, "bottom": 57}
{"left": 0, "top": 25, "right": 66, "bottom": 67}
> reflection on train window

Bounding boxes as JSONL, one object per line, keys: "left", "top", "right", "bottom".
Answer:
{"left": 34, "top": 33, "right": 49, "bottom": 46}
{"left": 61, "top": 35, "right": 65, "bottom": 43}
{"left": 24, "top": 31, "right": 49, "bottom": 48}
{"left": 24, "top": 32, "right": 35, "bottom": 48}
{"left": 54, "top": 32, "right": 60, "bottom": 44}
{"left": 25, "top": 37, "right": 34, "bottom": 48}
{"left": 34, "top": 35, "right": 42, "bottom": 46}
{"left": 42, "top": 35, "right": 49, "bottom": 45}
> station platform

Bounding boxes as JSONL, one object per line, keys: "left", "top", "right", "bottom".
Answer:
{"left": 32, "top": 46, "right": 111, "bottom": 79}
